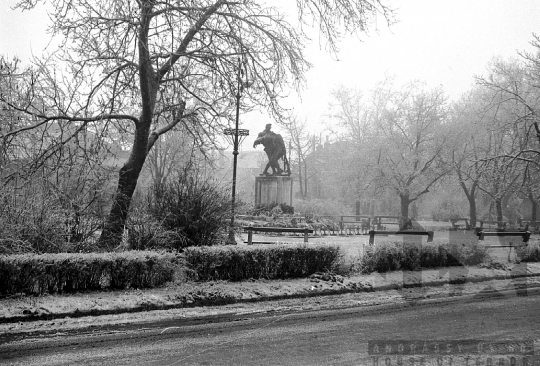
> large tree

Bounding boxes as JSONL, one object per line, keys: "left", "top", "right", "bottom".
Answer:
{"left": 475, "top": 49, "right": 540, "bottom": 175}
{"left": 325, "top": 85, "right": 385, "bottom": 204}
{"left": 373, "top": 82, "right": 450, "bottom": 225}
{"left": 2, "top": 0, "right": 393, "bottom": 248}
{"left": 284, "top": 116, "right": 314, "bottom": 200}
{"left": 446, "top": 88, "right": 495, "bottom": 228}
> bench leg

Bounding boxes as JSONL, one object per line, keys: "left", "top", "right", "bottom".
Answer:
{"left": 369, "top": 231, "right": 375, "bottom": 245}
{"left": 304, "top": 229, "right": 309, "bottom": 243}
{"left": 248, "top": 230, "right": 253, "bottom": 245}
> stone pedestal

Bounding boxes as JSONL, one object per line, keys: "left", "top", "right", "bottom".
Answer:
{"left": 255, "top": 176, "right": 293, "bottom": 206}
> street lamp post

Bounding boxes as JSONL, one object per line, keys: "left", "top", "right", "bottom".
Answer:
{"left": 224, "top": 58, "right": 249, "bottom": 245}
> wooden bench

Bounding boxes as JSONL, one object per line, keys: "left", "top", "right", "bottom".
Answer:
{"left": 476, "top": 231, "right": 531, "bottom": 244}
{"left": 368, "top": 230, "right": 434, "bottom": 245}
{"left": 244, "top": 226, "right": 314, "bottom": 245}
{"left": 450, "top": 218, "right": 470, "bottom": 230}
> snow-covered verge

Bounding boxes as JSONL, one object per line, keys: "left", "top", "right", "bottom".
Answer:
{"left": 1, "top": 262, "right": 539, "bottom": 325}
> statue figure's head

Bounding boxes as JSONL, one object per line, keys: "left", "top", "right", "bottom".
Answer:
{"left": 264, "top": 123, "right": 272, "bottom": 132}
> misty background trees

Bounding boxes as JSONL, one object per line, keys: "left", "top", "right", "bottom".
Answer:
{"left": 316, "top": 43, "right": 540, "bottom": 225}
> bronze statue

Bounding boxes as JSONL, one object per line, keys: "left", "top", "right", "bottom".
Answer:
{"left": 253, "top": 124, "right": 290, "bottom": 176}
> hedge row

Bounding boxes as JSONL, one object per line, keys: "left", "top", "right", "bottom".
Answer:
{"left": 0, "top": 251, "right": 179, "bottom": 296}
{"left": 360, "top": 241, "right": 489, "bottom": 274}
{"left": 183, "top": 244, "right": 341, "bottom": 281}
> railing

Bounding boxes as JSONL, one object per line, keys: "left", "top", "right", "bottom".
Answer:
{"left": 478, "top": 220, "right": 508, "bottom": 230}
{"left": 314, "top": 215, "right": 372, "bottom": 235}
{"left": 368, "top": 230, "right": 434, "bottom": 245}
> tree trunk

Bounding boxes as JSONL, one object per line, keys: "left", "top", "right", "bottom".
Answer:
{"left": 298, "top": 149, "right": 305, "bottom": 199}
{"left": 303, "top": 161, "right": 308, "bottom": 199}
{"left": 458, "top": 179, "right": 478, "bottom": 229}
{"left": 495, "top": 198, "right": 504, "bottom": 229}
{"left": 529, "top": 194, "right": 538, "bottom": 222}
{"left": 98, "top": 126, "right": 151, "bottom": 249}
{"left": 98, "top": 0, "right": 159, "bottom": 250}
{"left": 411, "top": 202, "right": 418, "bottom": 220}
{"left": 467, "top": 195, "right": 477, "bottom": 229}
{"left": 399, "top": 193, "right": 411, "bottom": 229}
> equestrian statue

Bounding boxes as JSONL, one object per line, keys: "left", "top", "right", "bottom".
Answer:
{"left": 253, "top": 124, "right": 290, "bottom": 176}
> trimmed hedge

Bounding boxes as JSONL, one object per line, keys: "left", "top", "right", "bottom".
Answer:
{"left": 183, "top": 244, "right": 341, "bottom": 281}
{"left": 361, "top": 241, "right": 489, "bottom": 274}
{"left": 0, "top": 251, "right": 179, "bottom": 296}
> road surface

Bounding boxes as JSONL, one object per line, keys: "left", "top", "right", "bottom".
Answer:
{"left": 1, "top": 291, "right": 539, "bottom": 365}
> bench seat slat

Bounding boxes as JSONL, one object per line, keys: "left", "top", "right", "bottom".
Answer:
{"left": 245, "top": 227, "right": 314, "bottom": 233}
{"left": 244, "top": 226, "right": 314, "bottom": 245}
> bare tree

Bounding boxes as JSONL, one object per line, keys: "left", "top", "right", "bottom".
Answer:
{"left": 325, "top": 85, "right": 384, "bottom": 203}
{"left": 324, "top": 81, "right": 450, "bottom": 223}
{"left": 3, "top": 0, "right": 393, "bottom": 248}
{"left": 475, "top": 57, "right": 540, "bottom": 226}
{"left": 373, "top": 82, "right": 450, "bottom": 226}
{"left": 284, "top": 116, "right": 313, "bottom": 199}
{"left": 446, "top": 88, "right": 497, "bottom": 228}
{"left": 520, "top": 163, "right": 540, "bottom": 221}
{"left": 144, "top": 126, "right": 202, "bottom": 191}
{"left": 476, "top": 54, "right": 540, "bottom": 166}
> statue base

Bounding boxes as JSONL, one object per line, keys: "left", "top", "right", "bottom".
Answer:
{"left": 255, "top": 176, "right": 293, "bottom": 207}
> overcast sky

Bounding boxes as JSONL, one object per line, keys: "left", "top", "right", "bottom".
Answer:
{"left": 2, "top": 0, "right": 540, "bottom": 149}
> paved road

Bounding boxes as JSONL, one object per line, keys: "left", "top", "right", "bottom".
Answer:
{"left": 1, "top": 291, "right": 539, "bottom": 365}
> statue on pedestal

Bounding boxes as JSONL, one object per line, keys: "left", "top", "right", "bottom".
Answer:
{"left": 253, "top": 124, "right": 290, "bottom": 176}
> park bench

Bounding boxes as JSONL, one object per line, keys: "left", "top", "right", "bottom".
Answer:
{"left": 368, "top": 230, "right": 434, "bottom": 245}
{"left": 476, "top": 230, "right": 531, "bottom": 261}
{"left": 476, "top": 230, "right": 531, "bottom": 244}
{"left": 449, "top": 218, "right": 471, "bottom": 230}
{"left": 243, "top": 226, "right": 314, "bottom": 245}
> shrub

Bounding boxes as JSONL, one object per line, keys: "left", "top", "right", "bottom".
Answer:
{"left": 125, "top": 211, "right": 185, "bottom": 251}
{"left": 360, "top": 241, "right": 489, "bottom": 274}
{"left": 142, "top": 172, "right": 233, "bottom": 249}
{"left": 0, "top": 193, "right": 69, "bottom": 254}
{"left": 0, "top": 188, "right": 105, "bottom": 254}
{"left": 247, "top": 203, "right": 294, "bottom": 216}
{"left": 183, "top": 244, "right": 341, "bottom": 281}
{"left": 515, "top": 241, "right": 540, "bottom": 262}
{"left": 0, "top": 251, "right": 179, "bottom": 296}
